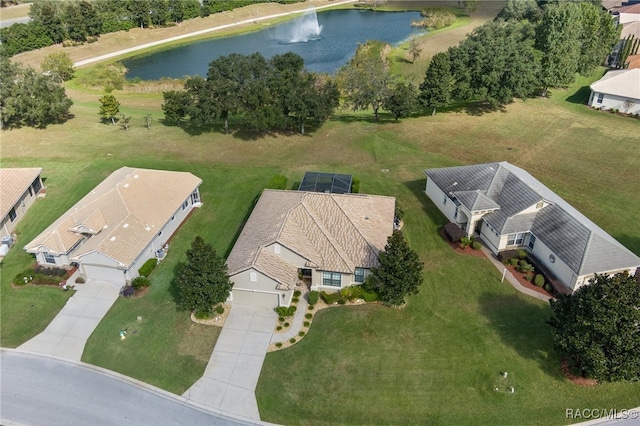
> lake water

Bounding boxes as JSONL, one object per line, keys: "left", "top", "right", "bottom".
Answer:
{"left": 123, "top": 9, "right": 422, "bottom": 80}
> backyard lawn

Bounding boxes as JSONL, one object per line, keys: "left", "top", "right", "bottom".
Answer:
{"left": 1, "top": 0, "right": 639, "bottom": 420}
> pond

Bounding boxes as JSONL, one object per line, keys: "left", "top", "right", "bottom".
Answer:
{"left": 123, "top": 9, "right": 423, "bottom": 80}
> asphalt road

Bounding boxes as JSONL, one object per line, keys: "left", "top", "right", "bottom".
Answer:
{"left": 0, "top": 350, "right": 253, "bottom": 426}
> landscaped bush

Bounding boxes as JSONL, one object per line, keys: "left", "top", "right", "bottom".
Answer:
{"left": 305, "top": 313, "right": 313, "bottom": 320}
{"left": 444, "top": 222, "right": 465, "bottom": 243}
{"left": 138, "top": 258, "right": 157, "bottom": 277}
{"left": 320, "top": 291, "right": 342, "bottom": 305}
{"left": 121, "top": 286, "right": 135, "bottom": 297}
{"left": 278, "top": 316, "right": 285, "bottom": 322}
{"left": 131, "top": 276, "right": 151, "bottom": 290}
{"left": 275, "top": 306, "right": 296, "bottom": 317}
{"left": 534, "top": 274, "right": 545, "bottom": 287}
{"left": 509, "top": 258, "right": 519, "bottom": 266}
{"left": 525, "top": 273, "right": 534, "bottom": 282}
{"left": 459, "top": 236, "right": 472, "bottom": 248}
{"left": 543, "top": 283, "right": 553, "bottom": 293}
{"left": 195, "top": 309, "right": 212, "bottom": 320}
{"left": 289, "top": 338, "right": 296, "bottom": 344}
{"left": 299, "top": 331, "right": 305, "bottom": 337}
{"left": 293, "top": 290, "right": 301, "bottom": 297}
{"left": 518, "top": 249, "right": 528, "bottom": 259}
{"left": 34, "top": 266, "right": 67, "bottom": 277}
{"left": 292, "top": 297, "right": 300, "bottom": 303}
{"left": 360, "top": 288, "right": 379, "bottom": 302}
{"left": 276, "top": 325, "right": 283, "bottom": 331}
{"left": 338, "top": 298, "right": 346, "bottom": 305}
{"left": 340, "top": 285, "right": 362, "bottom": 301}
{"left": 75, "top": 276, "right": 86, "bottom": 284}
{"left": 518, "top": 260, "right": 534, "bottom": 274}
{"left": 308, "top": 305, "right": 314, "bottom": 310}
{"left": 308, "top": 290, "right": 319, "bottom": 305}
{"left": 472, "top": 241, "right": 482, "bottom": 250}
{"left": 275, "top": 342, "right": 282, "bottom": 348}
{"left": 498, "top": 249, "right": 520, "bottom": 263}
{"left": 13, "top": 269, "right": 64, "bottom": 286}
{"left": 303, "top": 321, "right": 310, "bottom": 327}
{"left": 284, "top": 322, "right": 290, "bottom": 327}
{"left": 215, "top": 305, "right": 225, "bottom": 314}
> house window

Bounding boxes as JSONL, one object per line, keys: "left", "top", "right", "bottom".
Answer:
{"left": 322, "top": 271, "right": 341, "bottom": 287}
{"left": 443, "top": 195, "right": 447, "bottom": 205}
{"left": 597, "top": 93, "right": 604, "bottom": 103}
{"left": 182, "top": 200, "right": 189, "bottom": 210}
{"left": 32, "top": 177, "right": 42, "bottom": 193}
{"left": 528, "top": 234, "right": 536, "bottom": 250}
{"left": 28, "top": 187, "right": 33, "bottom": 197}
{"left": 171, "top": 215, "right": 175, "bottom": 222}
{"left": 354, "top": 268, "right": 365, "bottom": 283}
{"left": 43, "top": 253, "right": 56, "bottom": 264}
{"left": 507, "top": 232, "right": 525, "bottom": 246}
{"left": 191, "top": 190, "right": 200, "bottom": 204}
{"left": 8, "top": 208, "right": 17, "bottom": 222}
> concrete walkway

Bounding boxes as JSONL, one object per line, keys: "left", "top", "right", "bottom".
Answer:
{"left": 480, "top": 245, "right": 552, "bottom": 302}
{"left": 183, "top": 305, "right": 277, "bottom": 422}
{"left": 18, "top": 280, "right": 120, "bottom": 361}
{"left": 271, "top": 294, "right": 308, "bottom": 344}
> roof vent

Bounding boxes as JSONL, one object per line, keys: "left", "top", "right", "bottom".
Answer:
{"left": 452, "top": 182, "right": 458, "bottom": 186}
{"left": 145, "top": 224, "right": 151, "bottom": 231}
{"left": 133, "top": 174, "right": 139, "bottom": 179}
{"left": 123, "top": 223, "right": 129, "bottom": 228}
{"left": 110, "top": 236, "right": 116, "bottom": 241}
{"left": 364, "top": 216, "right": 369, "bottom": 220}
{"left": 124, "top": 183, "right": 129, "bottom": 188}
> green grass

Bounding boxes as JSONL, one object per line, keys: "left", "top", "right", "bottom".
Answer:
{"left": 1, "top": 63, "right": 639, "bottom": 421}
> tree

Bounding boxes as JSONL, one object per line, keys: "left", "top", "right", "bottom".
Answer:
{"left": 547, "top": 272, "right": 640, "bottom": 382}
{"left": 449, "top": 20, "right": 541, "bottom": 107}
{"left": 30, "top": 0, "right": 65, "bottom": 43}
{"left": 462, "top": 0, "right": 479, "bottom": 14}
{"left": 176, "top": 236, "right": 233, "bottom": 314}
{"left": 143, "top": 113, "right": 152, "bottom": 129}
{"left": 98, "top": 94, "right": 120, "bottom": 125}
{"left": 161, "top": 90, "right": 190, "bottom": 123}
{"left": 496, "top": 0, "right": 542, "bottom": 22}
{"left": 419, "top": 51, "right": 452, "bottom": 115}
{"left": 575, "top": 1, "right": 620, "bottom": 76}
{"left": 366, "top": 230, "right": 424, "bottom": 306}
{"left": 41, "top": 52, "right": 74, "bottom": 82}
{"left": 384, "top": 81, "right": 417, "bottom": 121}
{"left": 338, "top": 40, "right": 392, "bottom": 121}
{"left": 119, "top": 113, "right": 131, "bottom": 130}
{"left": 408, "top": 38, "right": 422, "bottom": 64}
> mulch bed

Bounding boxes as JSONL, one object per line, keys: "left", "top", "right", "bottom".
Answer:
{"left": 504, "top": 264, "right": 555, "bottom": 299}
{"left": 561, "top": 359, "right": 598, "bottom": 386}
{"left": 438, "top": 228, "right": 486, "bottom": 258}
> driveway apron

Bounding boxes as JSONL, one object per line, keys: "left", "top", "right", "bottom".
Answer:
{"left": 183, "top": 304, "right": 277, "bottom": 421}
{"left": 18, "top": 281, "right": 120, "bottom": 361}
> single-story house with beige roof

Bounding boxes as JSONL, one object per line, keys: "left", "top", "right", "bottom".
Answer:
{"left": 588, "top": 68, "right": 640, "bottom": 114}
{"left": 24, "top": 167, "right": 202, "bottom": 286}
{"left": 0, "top": 168, "right": 44, "bottom": 236}
{"left": 612, "top": 2, "right": 640, "bottom": 23}
{"left": 226, "top": 189, "right": 396, "bottom": 307}
{"left": 424, "top": 162, "right": 640, "bottom": 293}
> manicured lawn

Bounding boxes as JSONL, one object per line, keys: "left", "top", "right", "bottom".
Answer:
{"left": 2, "top": 17, "right": 639, "bottom": 422}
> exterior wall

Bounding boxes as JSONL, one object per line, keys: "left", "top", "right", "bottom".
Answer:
{"left": 588, "top": 91, "right": 640, "bottom": 114}
{"left": 1, "top": 177, "right": 42, "bottom": 235}
{"left": 230, "top": 268, "right": 290, "bottom": 307}
{"left": 480, "top": 222, "right": 502, "bottom": 254}
{"left": 77, "top": 251, "right": 126, "bottom": 285}
{"left": 310, "top": 269, "right": 355, "bottom": 291}
{"left": 619, "top": 12, "right": 640, "bottom": 24}
{"left": 425, "top": 178, "right": 458, "bottom": 224}
{"left": 526, "top": 236, "right": 577, "bottom": 290}
{"left": 574, "top": 266, "right": 640, "bottom": 291}
{"left": 266, "top": 243, "right": 307, "bottom": 267}
{"left": 35, "top": 252, "right": 71, "bottom": 268}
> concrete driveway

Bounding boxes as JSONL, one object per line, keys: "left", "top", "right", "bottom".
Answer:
{"left": 183, "top": 305, "right": 277, "bottom": 421}
{"left": 18, "top": 280, "right": 120, "bottom": 361}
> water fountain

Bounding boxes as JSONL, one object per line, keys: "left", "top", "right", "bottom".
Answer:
{"left": 277, "top": 8, "right": 323, "bottom": 43}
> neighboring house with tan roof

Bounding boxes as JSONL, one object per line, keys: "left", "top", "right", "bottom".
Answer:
{"left": 588, "top": 68, "right": 640, "bottom": 114}
{"left": 612, "top": 2, "right": 640, "bottom": 23}
{"left": 24, "top": 167, "right": 202, "bottom": 286}
{"left": 625, "top": 53, "right": 640, "bottom": 68}
{"left": 226, "top": 189, "right": 395, "bottom": 307}
{"left": 0, "top": 168, "right": 44, "bottom": 236}
{"left": 424, "top": 162, "right": 640, "bottom": 293}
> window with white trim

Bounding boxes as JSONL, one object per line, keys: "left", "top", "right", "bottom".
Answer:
{"left": 507, "top": 232, "right": 525, "bottom": 246}
{"left": 528, "top": 234, "right": 536, "bottom": 249}
{"left": 8, "top": 208, "right": 17, "bottom": 222}
{"left": 182, "top": 199, "right": 189, "bottom": 210}
{"left": 322, "top": 271, "right": 341, "bottom": 287}
{"left": 354, "top": 268, "right": 365, "bottom": 283}
{"left": 191, "top": 190, "right": 200, "bottom": 204}
{"left": 43, "top": 253, "right": 56, "bottom": 264}
{"left": 596, "top": 93, "right": 604, "bottom": 103}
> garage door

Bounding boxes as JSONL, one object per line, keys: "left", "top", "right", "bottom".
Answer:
{"left": 232, "top": 289, "right": 279, "bottom": 308}
{"left": 82, "top": 264, "right": 126, "bottom": 286}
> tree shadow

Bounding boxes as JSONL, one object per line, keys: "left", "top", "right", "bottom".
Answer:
{"left": 463, "top": 101, "right": 507, "bottom": 116}
{"left": 170, "top": 260, "right": 185, "bottom": 310}
{"left": 222, "top": 191, "right": 263, "bottom": 259}
{"left": 330, "top": 111, "right": 401, "bottom": 125}
{"left": 565, "top": 86, "right": 590, "bottom": 105}
{"left": 402, "top": 179, "right": 449, "bottom": 227}
{"left": 477, "top": 292, "right": 562, "bottom": 380}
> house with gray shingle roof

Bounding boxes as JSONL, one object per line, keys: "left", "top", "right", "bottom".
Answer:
{"left": 226, "top": 189, "right": 395, "bottom": 307}
{"left": 24, "top": 167, "right": 202, "bottom": 286}
{"left": 0, "top": 168, "right": 44, "bottom": 236}
{"left": 424, "top": 162, "right": 640, "bottom": 293}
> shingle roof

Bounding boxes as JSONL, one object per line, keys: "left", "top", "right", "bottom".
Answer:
{"left": 589, "top": 68, "right": 640, "bottom": 99}
{"left": 424, "top": 162, "right": 640, "bottom": 276}
{"left": 621, "top": 21, "right": 640, "bottom": 39}
{"left": 0, "top": 168, "right": 42, "bottom": 220}
{"left": 227, "top": 190, "right": 396, "bottom": 284}
{"left": 24, "top": 167, "right": 201, "bottom": 268}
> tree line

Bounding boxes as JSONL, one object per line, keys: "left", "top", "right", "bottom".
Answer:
{"left": 0, "top": 0, "right": 304, "bottom": 57}
{"left": 421, "top": 0, "right": 620, "bottom": 111}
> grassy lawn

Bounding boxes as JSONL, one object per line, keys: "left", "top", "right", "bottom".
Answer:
{"left": 1, "top": 1, "right": 639, "bottom": 421}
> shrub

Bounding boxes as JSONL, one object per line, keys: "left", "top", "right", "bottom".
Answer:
{"left": 413, "top": 8, "right": 456, "bottom": 29}
{"left": 308, "top": 290, "right": 319, "bottom": 305}
{"left": 275, "top": 306, "right": 296, "bottom": 317}
{"left": 338, "top": 298, "right": 346, "bottom": 305}
{"left": 195, "top": 309, "right": 212, "bottom": 320}
{"left": 509, "top": 258, "right": 519, "bottom": 266}
{"left": 305, "top": 313, "right": 313, "bottom": 320}
{"left": 215, "top": 305, "right": 225, "bottom": 314}
{"left": 518, "top": 260, "right": 534, "bottom": 274}
{"left": 472, "top": 241, "right": 482, "bottom": 250}
{"left": 275, "top": 342, "right": 282, "bottom": 348}
{"left": 289, "top": 338, "right": 296, "bottom": 344}
{"left": 292, "top": 297, "right": 300, "bottom": 303}
{"left": 34, "top": 266, "right": 67, "bottom": 277}
{"left": 459, "top": 236, "right": 472, "bottom": 248}
{"left": 138, "top": 258, "right": 157, "bottom": 277}
{"left": 340, "top": 285, "right": 362, "bottom": 301}
{"left": 360, "top": 288, "right": 379, "bottom": 302}
{"left": 303, "top": 321, "right": 310, "bottom": 327}
{"left": 265, "top": 174, "right": 287, "bottom": 190}
{"left": 278, "top": 316, "right": 285, "bottom": 322}
{"left": 524, "top": 273, "right": 534, "bottom": 282}
{"left": 518, "top": 249, "right": 528, "bottom": 259}
{"left": 299, "top": 331, "right": 305, "bottom": 337}
{"left": 293, "top": 290, "right": 301, "bottom": 297}
{"left": 543, "top": 283, "right": 553, "bottom": 292}
{"left": 444, "top": 222, "right": 465, "bottom": 243}
{"left": 498, "top": 249, "right": 520, "bottom": 263}
{"left": 284, "top": 322, "right": 290, "bottom": 327}
{"left": 320, "top": 291, "right": 342, "bottom": 305}
{"left": 534, "top": 274, "right": 545, "bottom": 287}
{"left": 75, "top": 276, "right": 86, "bottom": 284}
{"left": 131, "top": 276, "right": 151, "bottom": 290}
{"left": 351, "top": 177, "right": 360, "bottom": 193}
{"left": 121, "top": 286, "right": 135, "bottom": 297}
{"left": 276, "top": 325, "right": 283, "bottom": 331}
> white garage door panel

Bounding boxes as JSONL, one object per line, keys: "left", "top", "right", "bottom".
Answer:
{"left": 232, "top": 290, "right": 279, "bottom": 308}
{"left": 82, "top": 264, "right": 126, "bottom": 285}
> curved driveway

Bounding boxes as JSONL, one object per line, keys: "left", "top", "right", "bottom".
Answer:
{"left": 0, "top": 349, "right": 254, "bottom": 426}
